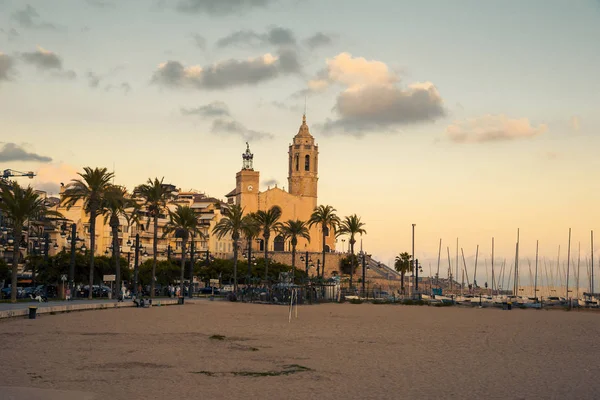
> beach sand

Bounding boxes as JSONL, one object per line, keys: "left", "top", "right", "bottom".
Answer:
{"left": 1, "top": 302, "right": 599, "bottom": 400}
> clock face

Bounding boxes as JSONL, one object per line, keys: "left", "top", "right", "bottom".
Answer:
{"left": 247, "top": 185, "right": 253, "bottom": 191}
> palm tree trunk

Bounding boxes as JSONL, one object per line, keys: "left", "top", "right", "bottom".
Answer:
{"left": 112, "top": 222, "right": 120, "bottom": 300}
{"left": 401, "top": 272, "right": 405, "bottom": 294}
{"left": 233, "top": 238, "right": 238, "bottom": 293}
{"left": 151, "top": 215, "right": 158, "bottom": 298}
{"left": 180, "top": 238, "right": 187, "bottom": 297}
{"left": 88, "top": 208, "right": 97, "bottom": 300}
{"left": 349, "top": 239, "right": 355, "bottom": 289}
{"left": 264, "top": 233, "right": 270, "bottom": 280}
{"left": 10, "top": 225, "right": 22, "bottom": 303}
{"left": 291, "top": 245, "right": 296, "bottom": 284}
{"left": 321, "top": 224, "right": 326, "bottom": 279}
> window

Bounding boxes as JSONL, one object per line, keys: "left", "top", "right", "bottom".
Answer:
{"left": 305, "top": 155, "right": 310, "bottom": 171}
{"left": 274, "top": 235, "right": 285, "bottom": 252}
{"left": 295, "top": 154, "right": 299, "bottom": 171}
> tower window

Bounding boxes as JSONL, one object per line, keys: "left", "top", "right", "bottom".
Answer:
{"left": 305, "top": 155, "right": 310, "bottom": 171}
{"left": 295, "top": 154, "right": 299, "bottom": 171}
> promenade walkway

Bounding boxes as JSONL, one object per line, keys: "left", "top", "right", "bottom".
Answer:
{"left": 0, "top": 297, "right": 203, "bottom": 319}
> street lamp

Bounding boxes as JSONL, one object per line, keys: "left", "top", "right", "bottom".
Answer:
{"left": 300, "top": 251, "right": 313, "bottom": 284}
{"left": 66, "top": 223, "right": 83, "bottom": 298}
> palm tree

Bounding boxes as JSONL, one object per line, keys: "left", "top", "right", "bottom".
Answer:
{"left": 101, "top": 185, "right": 138, "bottom": 298}
{"left": 395, "top": 252, "right": 412, "bottom": 294}
{"left": 308, "top": 205, "right": 340, "bottom": 279}
{"left": 0, "top": 182, "right": 62, "bottom": 302}
{"left": 134, "top": 177, "right": 175, "bottom": 298}
{"left": 254, "top": 206, "right": 282, "bottom": 280}
{"left": 212, "top": 204, "right": 245, "bottom": 292}
{"left": 62, "top": 167, "right": 114, "bottom": 299}
{"left": 240, "top": 212, "right": 261, "bottom": 282}
{"left": 336, "top": 214, "right": 367, "bottom": 289}
{"left": 163, "top": 205, "right": 204, "bottom": 298}
{"left": 279, "top": 220, "right": 311, "bottom": 283}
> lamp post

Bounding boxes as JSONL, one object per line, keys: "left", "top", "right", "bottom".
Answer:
{"left": 67, "top": 223, "right": 80, "bottom": 297}
{"left": 316, "top": 259, "right": 321, "bottom": 279}
{"left": 300, "top": 251, "right": 313, "bottom": 283}
{"left": 42, "top": 231, "right": 49, "bottom": 286}
{"left": 130, "top": 233, "right": 140, "bottom": 296}
{"left": 189, "top": 235, "right": 195, "bottom": 299}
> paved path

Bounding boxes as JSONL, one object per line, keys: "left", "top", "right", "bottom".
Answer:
{"left": 0, "top": 299, "right": 119, "bottom": 312}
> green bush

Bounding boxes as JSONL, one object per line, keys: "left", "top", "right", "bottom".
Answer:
{"left": 349, "top": 298, "right": 363, "bottom": 304}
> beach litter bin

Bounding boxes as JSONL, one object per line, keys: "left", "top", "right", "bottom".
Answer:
{"left": 507, "top": 302, "right": 512, "bottom": 310}
{"left": 178, "top": 297, "right": 184, "bottom": 305}
{"left": 28, "top": 306, "right": 38, "bottom": 319}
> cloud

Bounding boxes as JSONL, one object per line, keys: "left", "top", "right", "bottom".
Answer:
{"left": 304, "top": 32, "right": 335, "bottom": 49}
{"left": 211, "top": 119, "right": 274, "bottom": 141}
{"left": 176, "top": 0, "right": 271, "bottom": 16}
{"left": 181, "top": 101, "right": 230, "bottom": 117}
{"left": 87, "top": 0, "right": 116, "bottom": 8}
{"left": 216, "top": 26, "right": 296, "bottom": 48}
{"left": 262, "top": 178, "right": 279, "bottom": 188}
{"left": 87, "top": 71, "right": 101, "bottom": 87}
{"left": 446, "top": 115, "right": 548, "bottom": 143}
{"left": 0, "top": 143, "right": 52, "bottom": 162}
{"left": 11, "top": 4, "right": 59, "bottom": 30}
{"left": 181, "top": 101, "right": 273, "bottom": 141}
{"left": 307, "top": 53, "right": 445, "bottom": 135}
{"left": 570, "top": 115, "right": 580, "bottom": 132}
{"left": 34, "top": 163, "right": 79, "bottom": 195}
{"left": 191, "top": 33, "right": 206, "bottom": 49}
{"left": 20, "top": 46, "right": 62, "bottom": 70}
{"left": 152, "top": 49, "right": 300, "bottom": 90}
{"left": 0, "top": 53, "right": 16, "bottom": 82}
{"left": 0, "top": 27, "right": 19, "bottom": 41}
{"left": 87, "top": 66, "right": 128, "bottom": 90}
{"left": 120, "top": 82, "right": 131, "bottom": 94}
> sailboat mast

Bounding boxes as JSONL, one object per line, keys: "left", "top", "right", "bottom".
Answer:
{"left": 491, "top": 237, "right": 495, "bottom": 296}
{"left": 474, "top": 244, "right": 479, "bottom": 289}
{"left": 592, "top": 231, "right": 595, "bottom": 295}
{"left": 461, "top": 248, "right": 471, "bottom": 290}
{"left": 577, "top": 242, "right": 581, "bottom": 299}
{"left": 514, "top": 228, "right": 520, "bottom": 297}
{"left": 456, "top": 238, "right": 459, "bottom": 294}
{"left": 447, "top": 246, "right": 452, "bottom": 291}
{"left": 534, "top": 240, "right": 539, "bottom": 300}
{"left": 436, "top": 238, "right": 442, "bottom": 287}
{"left": 566, "top": 228, "right": 571, "bottom": 300}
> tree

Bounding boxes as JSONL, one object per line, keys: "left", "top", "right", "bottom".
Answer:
{"left": 254, "top": 206, "right": 282, "bottom": 280}
{"left": 101, "top": 185, "right": 138, "bottom": 298}
{"left": 279, "top": 220, "right": 311, "bottom": 283}
{"left": 0, "top": 182, "right": 62, "bottom": 302}
{"left": 62, "top": 167, "right": 114, "bottom": 299}
{"left": 134, "top": 177, "right": 176, "bottom": 298}
{"left": 212, "top": 204, "right": 245, "bottom": 292}
{"left": 308, "top": 205, "right": 340, "bottom": 279}
{"left": 163, "top": 205, "right": 204, "bottom": 297}
{"left": 240, "top": 212, "right": 261, "bottom": 281}
{"left": 395, "top": 252, "right": 412, "bottom": 294}
{"left": 336, "top": 214, "right": 366, "bottom": 289}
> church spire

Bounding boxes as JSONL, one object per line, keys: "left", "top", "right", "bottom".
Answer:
{"left": 296, "top": 113, "right": 312, "bottom": 138}
{"left": 242, "top": 142, "right": 254, "bottom": 170}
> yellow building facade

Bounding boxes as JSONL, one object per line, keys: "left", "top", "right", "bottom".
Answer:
{"left": 226, "top": 115, "right": 336, "bottom": 254}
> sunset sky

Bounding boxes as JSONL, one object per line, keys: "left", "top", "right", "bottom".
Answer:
{"left": 1, "top": 0, "right": 599, "bottom": 286}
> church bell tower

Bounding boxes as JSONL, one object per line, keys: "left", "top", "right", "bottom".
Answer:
{"left": 288, "top": 114, "right": 318, "bottom": 199}
{"left": 236, "top": 142, "right": 259, "bottom": 213}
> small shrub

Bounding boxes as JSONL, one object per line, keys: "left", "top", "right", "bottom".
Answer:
{"left": 403, "top": 299, "right": 414, "bottom": 306}
{"left": 349, "top": 298, "right": 363, "bottom": 304}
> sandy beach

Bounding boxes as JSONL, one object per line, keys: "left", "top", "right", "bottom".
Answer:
{"left": 1, "top": 302, "right": 600, "bottom": 400}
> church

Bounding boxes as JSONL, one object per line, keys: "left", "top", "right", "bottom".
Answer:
{"left": 225, "top": 115, "right": 336, "bottom": 254}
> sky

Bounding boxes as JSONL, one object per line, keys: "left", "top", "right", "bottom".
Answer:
{"left": 1, "top": 0, "right": 599, "bottom": 286}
